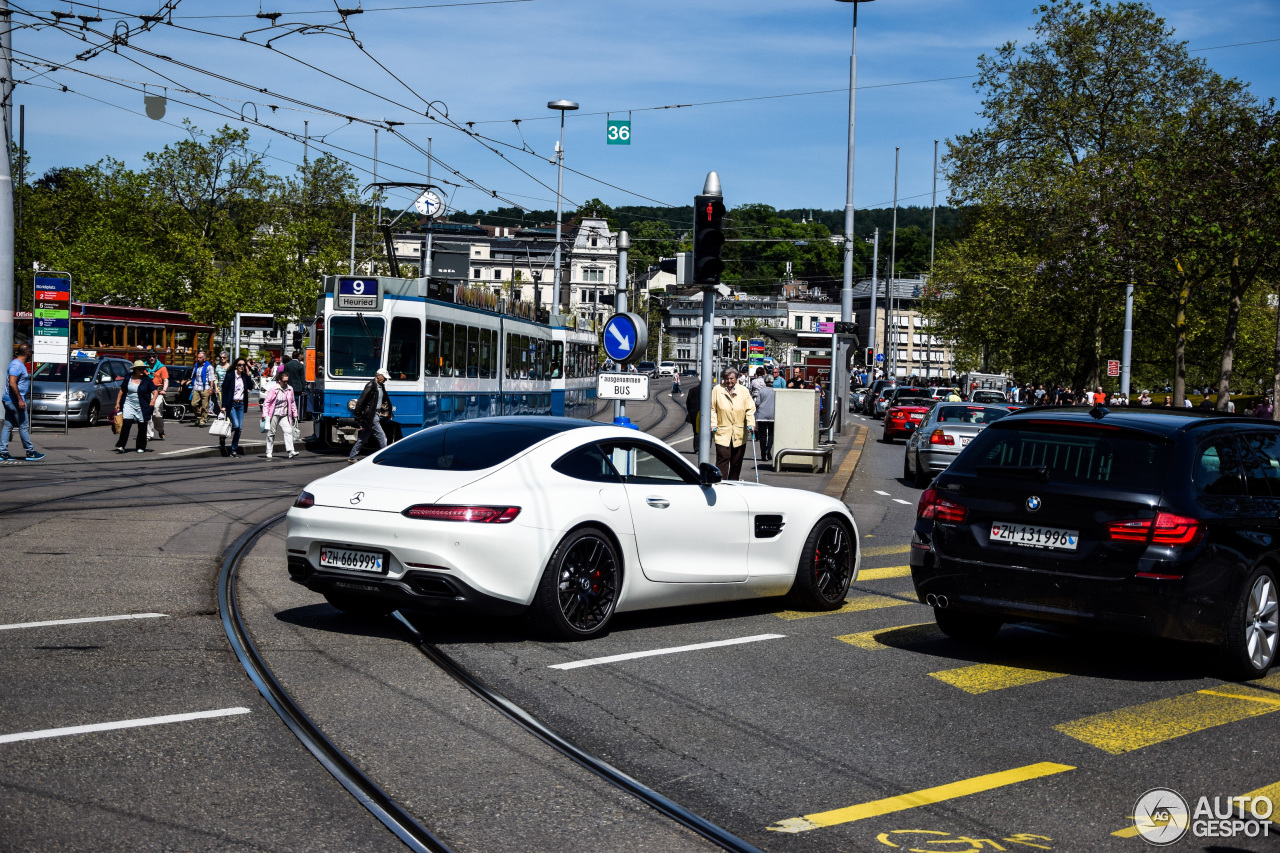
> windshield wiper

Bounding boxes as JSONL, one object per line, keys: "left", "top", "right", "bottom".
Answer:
{"left": 976, "top": 465, "right": 1049, "bottom": 481}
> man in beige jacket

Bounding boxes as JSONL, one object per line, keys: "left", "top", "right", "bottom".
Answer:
{"left": 711, "top": 368, "right": 756, "bottom": 480}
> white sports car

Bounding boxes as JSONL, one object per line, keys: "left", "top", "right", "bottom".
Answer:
{"left": 286, "top": 417, "right": 860, "bottom": 638}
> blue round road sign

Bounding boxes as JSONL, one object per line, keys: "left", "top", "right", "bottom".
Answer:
{"left": 603, "top": 313, "right": 641, "bottom": 363}
{"left": 875, "top": 353, "right": 884, "bottom": 363}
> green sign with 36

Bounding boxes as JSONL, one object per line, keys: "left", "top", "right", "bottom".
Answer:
{"left": 607, "top": 120, "right": 631, "bottom": 145}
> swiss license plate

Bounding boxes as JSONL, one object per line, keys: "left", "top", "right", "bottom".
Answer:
{"left": 34, "top": 404, "right": 48, "bottom": 412}
{"left": 990, "top": 522, "right": 1078, "bottom": 550}
{"left": 319, "top": 546, "right": 385, "bottom": 573}
{"left": 961, "top": 437, "right": 972, "bottom": 445}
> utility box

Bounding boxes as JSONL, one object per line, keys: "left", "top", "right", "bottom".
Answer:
{"left": 773, "top": 389, "right": 821, "bottom": 471}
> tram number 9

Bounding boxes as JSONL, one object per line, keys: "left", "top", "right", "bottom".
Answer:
{"left": 351, "top": 280, "right": 366, "bottom": 294}
{"left": 613, "top": 384, "right": 633, "bottom": 396}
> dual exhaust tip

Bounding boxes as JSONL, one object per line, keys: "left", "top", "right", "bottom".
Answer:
{"left": 926, "top": 593, "right": 949, "bottom": 609}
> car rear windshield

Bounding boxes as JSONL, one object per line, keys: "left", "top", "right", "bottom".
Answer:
{"left": 374, "top": 421, "right": 583, "bottom": 471}
{"left": 937, "top": 406, "right": 1009, "bottom": 425}
{"left": 952, "top": 422, "right": 1173, "bottom": 491}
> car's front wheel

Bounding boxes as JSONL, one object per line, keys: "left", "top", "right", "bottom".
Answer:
{"left": 934, "top": 608, "right": 1002, "bottom": 642}
{"left": 530, "top": 527, "right": 620, "bottom": 640}
{"left": 323, "top": 591, "right": 396, "bottom": 619}
{"left": 1224, "top": 565, "right": 1278, "bottom": 680}
{"left": 86, "top": 401, "right": 100, "bottom": 427}
{"left": 786, "top": 516, "right": 855, "bottom": 611}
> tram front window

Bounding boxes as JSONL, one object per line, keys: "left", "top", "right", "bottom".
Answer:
{"left": 328, "top": 316, "right": 385, "bottom": 378}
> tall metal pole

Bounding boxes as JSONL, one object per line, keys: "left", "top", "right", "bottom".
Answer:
{"left": 615, "top": 231, "right": 629, "bottom": 422}
{"left": 424, "top": 137, "right": 433, "bottom": 280}
{"left": 1121, "top": 278, "right": 1134, "bottom": 398}
{"left": 698, "top": 171, "right": 722, "bottom": 468}
{"left": 839, "top": 1, "right": 859, "bottom": 325}
{"left": 930, "top": 139, "right": 938, "bottom": 273}
{"left": 548, "top": 100, "right": 578, "bottom": 315}
{"left": 0, "top": 0, "right": 13, "bottom": 366}
{"left": 869, "top": 227, "right": 879, "bottom": 373}
{"left": 889, "top": 147, "right": 899, "bottom": 377}
{"left": 349, "top": 211, "right": 356, "bottom": 274}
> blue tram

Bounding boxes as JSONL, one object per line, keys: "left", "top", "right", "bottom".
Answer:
{"left": 313, "top": 274, "right": 598, "bottom": 445}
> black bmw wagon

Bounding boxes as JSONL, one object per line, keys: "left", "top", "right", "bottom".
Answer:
{"left": 910, "top": 407, "right": 1279, "bottom": 679}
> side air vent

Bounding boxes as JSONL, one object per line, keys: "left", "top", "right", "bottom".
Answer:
{"left": 755, "top": 515, "right": 785, "bottom": 538}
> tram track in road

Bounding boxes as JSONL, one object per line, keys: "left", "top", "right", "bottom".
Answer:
{"left": 221, "top": 513, "right": 764, "bottom": 853}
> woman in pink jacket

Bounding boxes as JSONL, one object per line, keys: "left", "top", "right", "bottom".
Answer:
{"left": 262, "top": 371, "right": 299, "bottom": 459}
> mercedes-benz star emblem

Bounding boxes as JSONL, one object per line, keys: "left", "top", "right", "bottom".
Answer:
{"left": 1026, "top": 495, "right": 1042, "bottom": 512}
{"left": 350, "top": 491, "right": 364, "bottom": 505}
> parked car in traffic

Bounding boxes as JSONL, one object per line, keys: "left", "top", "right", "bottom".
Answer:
{"left": 930, "top": 387, "right": 960, "bottom": 400}
{"left": 849, "top": 388, "right": 868, "bottom": 412}
{"left": 882, "top": 395, "right": 934, "bottom": 443}
{"left": 910, "top": 407, "right": 1280, "bottom": 679}
{"left": 971, "top": 389, "right": 1007, "bottom": 404}
{"left": 878, "top": 386, "right": 930, "bottom": 419}
{"left": 635, "top": 361, "right": 657, "bottom": 377}
{"left": 29, "top": 356, "right": 133, "bottom": 427}
{"left": 862, "top": 379, "right": 897, "bottom": 415}
{"left": 902, "top": 402, "right": 1012, "bottom": 487}
{"left": 657, "top": 361, "right": 677, "bottom": 377}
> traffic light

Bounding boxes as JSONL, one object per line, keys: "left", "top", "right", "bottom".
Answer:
{"left": 693, "top": 193, "right": 726, "bottom": 284}
{"left": 720, "top": 337, "right": 731, "bottom": 358}
{"left": 865, "top": 348, "right": 875, "bottom": 366}
{"left": 738, "top": 340, "right": 748, "bottom": 361}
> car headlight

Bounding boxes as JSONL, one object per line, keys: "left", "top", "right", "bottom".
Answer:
{"left": 69, "top": 390, "right": 87, "bottom": 401}
{"left": 347, "top": 399, "right": 357, "bottom": 411}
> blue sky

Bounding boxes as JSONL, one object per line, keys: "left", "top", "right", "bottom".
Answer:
{"left": 12, "top": 0, "right": 1280, "bottom": 219}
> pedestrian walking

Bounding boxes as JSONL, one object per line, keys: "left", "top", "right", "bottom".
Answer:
{"left": 671, "top": 369, "right": 681, "bottom": 397}
{"left": 1, "top": 343, "right": 43, "bottom": 462}
{"left": 753, "top": 373, "right": 776, "bottom": 463}
{"left": 262, "top": 371, "right": 299, "bottom": 460}
{"left": 215, "top": 351, "right": 230, "bottom": 385}
{"left": 113, "top": 360, "right": 158, "bottom": 454}
{"left": 349, "top": 368, "right": 392, "bottom": 464}
{"left": 283, "top": 351, "right": 307, "bottom": 423}
{"left": 189, "top": 350, "right": 216, "bottom": 426}
{"left": 219, "top": 357, "right": 252, "bottom": 457}
{"left": 710, "top": 368, "right": 756, "bottom": 480}
{"left": 771, "top": 367, "right": 785, "bottom": 389}
{"left": 144, "top": 352, "right": 169, "bottom": 441}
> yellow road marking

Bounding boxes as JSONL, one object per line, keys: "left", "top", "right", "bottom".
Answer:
{"left": 776, "top": 594, "right": 915, "bottom": 621}
{"left": 862, "top": 544, "right": 911, "bottom": 557}
{"left": 929, "top": 662, "right": 1068, "bottom": 694}
{"left": 766, "top": 762, "right": 1075, "bottom": 833}
{"left": 837, "top": 622, "right": 933, "bottom": 650}
{"left": 1111, "top": 825, "right": 1142, "bottom": 838}
{"left": 1055, "top": 680, "right": 1280, "bottom": 754}
{"left": 858, "top": 565, "right": 911, "bottom": 581}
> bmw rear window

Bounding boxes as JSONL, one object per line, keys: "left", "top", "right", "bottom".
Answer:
{"left": 951, "top": 422, "right": 1173, "bottom": 491}
{"left": 374, "top": 422, "right": 578, "bottom": 470}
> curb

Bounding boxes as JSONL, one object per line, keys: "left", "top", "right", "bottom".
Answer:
{"left": 823, "top": 424, "right": 869, "bottom": 503}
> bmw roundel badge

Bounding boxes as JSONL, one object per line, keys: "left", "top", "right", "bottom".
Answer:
{"left": 1026, "top": 495, "right": 1042, "bottom": 512}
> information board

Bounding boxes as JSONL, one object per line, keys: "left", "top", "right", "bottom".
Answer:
{"left": 33, "top": 276, "right": 71, "bottom": 364}
{"left": 597, "top": 373, "right": 650, "bottom": 401}
{"left": 335, "top": 277, "right": 382, "bottom": 311}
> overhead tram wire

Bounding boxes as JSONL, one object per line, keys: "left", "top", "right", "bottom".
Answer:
{"left": 179, "top": 0, "right": 535, "bottom": 18}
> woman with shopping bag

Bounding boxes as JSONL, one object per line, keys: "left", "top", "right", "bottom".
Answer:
{"left": 262, "top": 371, "right": 299, "bottom": 459}
{"left": 113, "top": 361, "right": 159, "bottom": 454}
{"left": 217, "top": 358, "right": 252, "bottom": 458}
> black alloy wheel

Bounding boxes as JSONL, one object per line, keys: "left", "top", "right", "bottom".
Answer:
{"left": 531, "top": 528, "right": 620, "bottom": 639}
{"left": 786, "top": 517, "right": 855, "bottom": 611}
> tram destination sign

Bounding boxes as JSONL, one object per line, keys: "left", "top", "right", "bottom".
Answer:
{"left": 597, "top": 373, "right": 650, "bottom": 401}
{"left": 335, "top": 277, "right": 383, "bottom": 311}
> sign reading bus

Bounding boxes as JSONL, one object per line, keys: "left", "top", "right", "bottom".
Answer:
{"left": 596, "top": 373, "right": 650, "bottom": 401}
{"left": 33, "top": 276, "right": 71, "bottom": 364}
{"left": 335, "top": 277, "right": 382, "bottom": 311}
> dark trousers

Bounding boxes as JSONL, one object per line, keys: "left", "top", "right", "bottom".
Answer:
{"left": 716, "top": 441, "right": 746, "bottom": 480}
{"left": 116, "top": 418, "right": 148, "bottom": 451}
{"left": 756, "top": 420, "right": 774, "bottom": 461}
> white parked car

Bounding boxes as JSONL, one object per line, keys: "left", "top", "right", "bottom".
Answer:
{"left": 286, "top": 417, "right": 860, "bottom": 638}
{"left": 657, "top": 361, "right": 678, "bottom": 377}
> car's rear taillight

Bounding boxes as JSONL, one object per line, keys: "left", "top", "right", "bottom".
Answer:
{"left": 403, "top": 505, "right": 521, "bottom": 523}
{"left": 294, "top": 490, "right": 315, "bottom": 509}
{"left": 929, "top": 430, "right": 955, "bottom": 446}
{"left": 891, "top": 410, "right": 906, "bottom": 419}
{"left": 917, "top": 487, "right": 968, "bottom": 523}
{"left": 1106, "top": 512, "right": 1202, "bottom": 547}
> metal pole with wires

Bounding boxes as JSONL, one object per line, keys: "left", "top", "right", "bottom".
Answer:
{"left": 888, "top": 146, "right": 899, "bottom": 378}
{"left": 0, "top": 0, "right": 13, "bottom": 367}
{"left": 548, "top": 100, "right": 578, "bottom": 315}
{"left": 834, "top": 0, "right": 875, "bottom": 326}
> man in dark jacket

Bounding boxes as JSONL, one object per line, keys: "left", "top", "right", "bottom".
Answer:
{"left": 349, "top": 369, "right": 391, "bottom": 464}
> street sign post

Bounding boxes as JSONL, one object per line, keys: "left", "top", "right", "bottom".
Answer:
{"left": 606, "top": 120, "right": 631, "bottom": 145}
{"left": 33, "top": 273, "right": 72, "bottom": 434}
{"left": 602, "top": 312, "right": 648, "bottom": 366}
{"left": 597, "top": 373, "right": 650, "bottom": 401}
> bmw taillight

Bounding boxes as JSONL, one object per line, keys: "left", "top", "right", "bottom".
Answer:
{"left": 403, "top": 505, "right": 521, "bottom": 523}
{"left": 1105, "top": 512, "right": 1202, "bottom": 547}
{"left": 294, "top": 490, "right": 315, "bottom": 509}
{"left": 929, "top": 430, "right": 955, "bottom": 446}
{"left": 917, "top": 487, "right": 968, "bottom": 523}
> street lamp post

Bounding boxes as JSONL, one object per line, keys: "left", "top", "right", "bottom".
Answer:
{"left": 548, "top": 100, "right": 579, "bottom": 316}
{"left": 835, "top": 0, "right": 875, "bottom": 326}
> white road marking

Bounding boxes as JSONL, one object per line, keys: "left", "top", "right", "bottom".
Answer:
{"left": 0, "top": 707, "right": 251, "bottom": 744}
{"left": 874, "top": 490, "right": 891, "bottom": 496}
{"left": 0, "top": 613, "right": 167, "bottom": 631}
{"left": 892, "top": 499, "right": 912, "bottom": 505}
{"left": 550, "top": 633, "right": 786, "bottom": 670}
{"left": 667, "top": 434, "right": 695, "bottom": 445}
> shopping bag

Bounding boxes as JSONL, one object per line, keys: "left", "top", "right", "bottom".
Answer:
{"left": 291, "top": 422, "right": 301, "bottom": 441}
{"left": 209, "top": 414, "right": 231, "bottom": 438}
{"left": 259, "top": 417, "right": 270, "bottom": 434}
{"left": 111, "top": 412, "right": 123, "bottom": 435}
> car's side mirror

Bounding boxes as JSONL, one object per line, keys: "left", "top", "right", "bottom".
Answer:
{"left": 698, "top": 462, "right": 722, "bottom": 486}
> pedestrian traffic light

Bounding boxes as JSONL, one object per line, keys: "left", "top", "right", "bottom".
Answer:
{"left": 693, "top": 192, "right": 726, "bottom": 285}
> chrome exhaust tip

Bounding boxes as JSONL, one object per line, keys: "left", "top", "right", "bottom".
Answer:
{"left": 926, "top": 594, "right": 938, "bottom": 607}
{"left": 937, "top": 595, "right": 949, "bottom": 609}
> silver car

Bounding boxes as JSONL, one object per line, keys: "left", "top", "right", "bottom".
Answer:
{"left": 902, "top": 402, "right": 1012, "bottom": 488}
{"left": 29, "top": 357, "right": 134, "bottom": 426}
